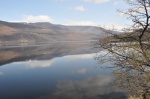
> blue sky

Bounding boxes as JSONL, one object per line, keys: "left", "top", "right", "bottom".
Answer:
{"left": 0, "top": 0, "right": 130, "bottom": 29}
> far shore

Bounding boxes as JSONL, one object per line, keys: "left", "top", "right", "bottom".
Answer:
{"left": 0, "top": 40, "right": 97, "bottom": 48}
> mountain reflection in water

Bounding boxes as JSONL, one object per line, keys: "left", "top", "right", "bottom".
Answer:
{"left": 0, "top": 42, "right": 127, "bottom": 99}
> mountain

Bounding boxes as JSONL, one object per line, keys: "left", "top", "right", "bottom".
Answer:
{"left": 0, "top": 20, "right": 106, "bottom": 45}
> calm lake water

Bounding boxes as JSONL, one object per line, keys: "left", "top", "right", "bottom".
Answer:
{"left": 0, "top": 42, "right": 127, "bottom": 99}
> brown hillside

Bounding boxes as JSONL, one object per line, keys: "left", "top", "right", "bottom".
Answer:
{"left": 0, "top": 25, "right": 18, "bottom": 35}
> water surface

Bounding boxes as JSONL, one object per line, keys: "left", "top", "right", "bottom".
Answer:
{"left": 0, "top": 42, "right": 127, "bottom": 99}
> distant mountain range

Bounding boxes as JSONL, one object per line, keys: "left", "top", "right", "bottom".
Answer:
{"left": 0, "top": 20, "right": 106, "bottom": 45}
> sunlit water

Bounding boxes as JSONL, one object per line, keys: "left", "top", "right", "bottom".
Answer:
{"left": 0, "top": 42, "right": 127, "bottom": 99}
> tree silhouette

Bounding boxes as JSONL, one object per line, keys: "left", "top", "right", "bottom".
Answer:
{"left": 95, "top": 0, "right": 150, "bottom": 98}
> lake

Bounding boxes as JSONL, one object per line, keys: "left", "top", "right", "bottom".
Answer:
{"left": 0, "top": 42, "right": 127, "bottom": 99}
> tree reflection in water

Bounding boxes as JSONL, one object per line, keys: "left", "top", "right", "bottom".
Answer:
{"left": 114, "top": 69, "right": 150, "bottom": 99}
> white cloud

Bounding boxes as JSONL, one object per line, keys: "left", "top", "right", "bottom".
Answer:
{"left": 118, "top": 12, "right": 126, "bottom": 17}
{"left": 23, "top": 15, "right": 53, "bottom": 23}
{"left": 54, "top": 0, "right": 110, "bottom": 3}
{"left": 64, "top": 20, "right": 98, "bottom": 26}
{"left": 54, "top": 0, "right": 69, "bottom": 2}
{"left": 84, "top": 0, "right": 109, "bottom": 3}
{"left": 74, "top": 6, "right": 86, "bottom": 12}
{"left": 113, "top": 1, "right": 119, "bottom": 5}
{"left": 26, "top": 60, "right": 55, "bottom": 69}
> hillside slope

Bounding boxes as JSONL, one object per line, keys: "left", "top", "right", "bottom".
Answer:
{"left": 0, "top": 20, "right": 106, "bottom": 45}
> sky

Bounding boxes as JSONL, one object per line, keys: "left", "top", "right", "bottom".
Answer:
{"left": 0, "top": 0, "right": 131, "bottom": 29}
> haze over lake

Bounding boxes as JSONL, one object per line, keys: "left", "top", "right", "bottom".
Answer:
{"left": 0, "top": 42, "right": 127, "bottom": 99}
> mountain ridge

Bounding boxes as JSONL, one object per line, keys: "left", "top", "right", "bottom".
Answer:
{"left": 0, "top": 20, "right": 106, "bottom": 45}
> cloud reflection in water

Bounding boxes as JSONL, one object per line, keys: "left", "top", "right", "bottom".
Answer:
{"left": 39, "top": 75, "right": 127, "bottom": 99}
{"left": 26, "top": 60, "right": 55, "bottom": 69}
{"left": 0, "top": 72, "right": 3, "bottom": 75}
{"left": 76, "top": 68, "right": 87, "bottom": 74}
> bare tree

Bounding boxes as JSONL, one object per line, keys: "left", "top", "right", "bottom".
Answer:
{"left": 95, "top": 0, "right": 150, "bottom": 99}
